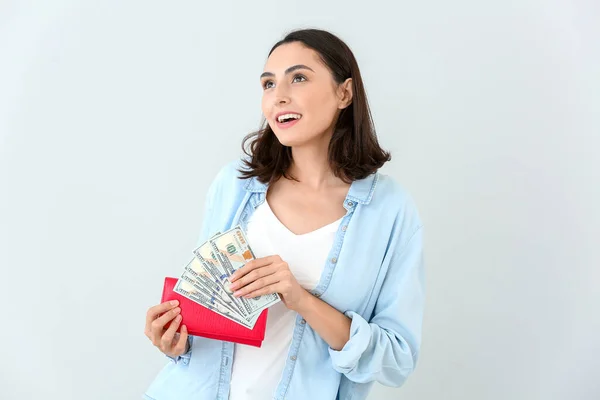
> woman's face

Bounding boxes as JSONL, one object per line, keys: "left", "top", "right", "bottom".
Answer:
{"left": 260, "top": 42, "right": 352, "bottom": 148}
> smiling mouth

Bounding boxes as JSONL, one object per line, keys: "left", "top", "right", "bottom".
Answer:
{"left": 275, "top": 116, "right": 302, "bottom": 129}
{"left": 276, "top": 113, "right": 302, "bottom": 124}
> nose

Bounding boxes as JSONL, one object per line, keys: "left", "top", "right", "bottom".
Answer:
{"left": 276, "top": 96, "right": 290, "bottom": 105}
{"left": 273, "top": 85, "right": 291, "bottom": 105}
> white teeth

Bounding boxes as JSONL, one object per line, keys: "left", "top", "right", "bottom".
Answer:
{"left": 277, "top": 113, "right": 302, "bottom": 123}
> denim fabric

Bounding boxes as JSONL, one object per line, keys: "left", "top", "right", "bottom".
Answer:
{"left": 144, "top": 159, "right": 425, "bottom": 400}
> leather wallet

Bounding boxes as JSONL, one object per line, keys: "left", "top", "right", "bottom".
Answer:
{"left": 161, "top": 277, "right": 268, "bottom": 347}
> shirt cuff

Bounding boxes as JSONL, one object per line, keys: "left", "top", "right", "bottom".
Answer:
{"left": 328, "top": 310, "right": 371, "bottom": 374}
{"left": 165, "top": 336, "right": 192, "bottom": 365}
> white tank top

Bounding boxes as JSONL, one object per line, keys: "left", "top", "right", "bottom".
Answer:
{"left": 229, "top": 200, "right": 342, "bottom": 400}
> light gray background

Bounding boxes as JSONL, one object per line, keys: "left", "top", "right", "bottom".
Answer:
{"left": 1, "top": 1, "right": 598, "bottom": 399}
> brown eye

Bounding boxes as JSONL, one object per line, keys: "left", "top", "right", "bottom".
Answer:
{"left": 262, "top": 80, "right": 274, "bottom": 90}
{"left": 292, "top": 74, "right": 306, "bottom": 83}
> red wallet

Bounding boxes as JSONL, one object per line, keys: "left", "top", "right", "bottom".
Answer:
{"left": 161, "top": 277, "right": 268, "bottom": 347}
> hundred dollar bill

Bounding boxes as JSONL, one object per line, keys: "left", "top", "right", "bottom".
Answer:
{"left": 173, "top": 279, "right": 257, "bottom": 329}
{"left": 194, "top": 240, "right": 230, "bottom": 287}
{"left": 192, "top": 240, "right": 251, "bottom": 316}
{"left": 245, "top": 309, "right": 262, "bottom": 330}
{"left": 179, "top": 270, "right": 241, "bottom": 317}
{"left": 209, "top": 226, "right": 280, "bottom": 317}
{"left": 183, "top": 256, "right": 244, "bottom": 315}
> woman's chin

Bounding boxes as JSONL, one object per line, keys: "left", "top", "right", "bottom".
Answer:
{"left": 273, "top": 132, "right": 305, "bottom": 148}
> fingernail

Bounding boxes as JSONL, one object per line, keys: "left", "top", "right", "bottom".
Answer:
{"left": 233, "top": 291, "right": 241, "bottom": 297}
{"left": 175, "top": 315, "right": 182, "bottom": 321}
{"left": 170, "top": 300, "right": 178, "bottom": 306}
{"left": 174, "top": 307, "right": 181, "bottom": 313}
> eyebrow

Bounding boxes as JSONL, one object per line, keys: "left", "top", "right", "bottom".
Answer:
{"left": 260, "top": 64, "right": 315, "bottom": 79}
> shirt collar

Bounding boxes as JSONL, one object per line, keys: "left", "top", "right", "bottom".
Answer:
{"left": 243, "top": 171, "right": 378, "bottom": 205}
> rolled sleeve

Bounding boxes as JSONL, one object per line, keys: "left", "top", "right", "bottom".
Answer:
{"left": 328, "top": 311, "right": 371, "bottom": 373}
{"left": 165, "top": 336, "right": 193, "bottom": 365}
{"left": 329, "top": 226, "right": 425, "bottom": 387}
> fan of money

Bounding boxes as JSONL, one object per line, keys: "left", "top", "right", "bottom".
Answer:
{"left": 161, "top": 226, "right": 281, "bottom": 347}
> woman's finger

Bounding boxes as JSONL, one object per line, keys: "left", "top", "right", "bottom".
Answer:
{"left": 229, "top": 264, "right": 278, "bottom": 291}
{"left": 146, "top": 300, "right": 179, "bottom": 328}
{"left": 160, "top": 314, "right": 182, "bottom": 350}
{"left": 230, "top": 255, "right": 281, "bottom": 282}
{"left": 233, "top": 272, "right": 280, "bottom": 297}
{"left": 172, "top": 325, "right": 189, "bottom": 356}
{"left": 243, "top": 283, "right": 280, "bottom": 299}
{"left": 150, "top": 307, "right": 181, "bottom": 340}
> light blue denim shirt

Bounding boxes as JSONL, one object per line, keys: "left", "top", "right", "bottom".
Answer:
{"left": 144, "top": 159, "right": 425, "bottom": 400}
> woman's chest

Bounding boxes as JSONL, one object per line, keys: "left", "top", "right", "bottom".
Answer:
{"left": 245, "top": 201, "right": 341, "bottom": 291}
{"left": 241, "top": 198, "right": 388, "bottom": 316}
{"left": 266, "top": 182, "right": 348, "bottom": 236}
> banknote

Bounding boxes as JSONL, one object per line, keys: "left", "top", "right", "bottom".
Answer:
{"left": 174, "top": 278, "right": 236, "bottom": 317}
{"left": 179, "top": 269, "right": 241, "bottom": 316}
{"left": 191, "top": 239, "right": 251, "bottom": 316}
{"left": 173, "top": 279, "right": 258, "bottom": 329}
{"left": 194, "top": 240, "right": 230, "bottom": 287}
{"left": 209, "top": 226, "right": 280, "bottom": 317}
{"left": 183, "top": 256, "right": 245, "bottom": 316}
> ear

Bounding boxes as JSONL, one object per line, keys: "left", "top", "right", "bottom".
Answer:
{"left": 337, "top": 78, "right": 353, "bottom": 109}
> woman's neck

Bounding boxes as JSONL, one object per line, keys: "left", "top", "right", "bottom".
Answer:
{"left": 288, "top": 142, "right": 340, "bottom": 191}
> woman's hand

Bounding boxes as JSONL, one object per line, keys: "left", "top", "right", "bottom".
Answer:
{"left": 144, "top": 300, "right": 189, "bottom": 358}
{"left": 228, "top": 255, "right": 309, "bottom": 311}
{"left": 229, "top": 255, "right": 352, "bottom": 350}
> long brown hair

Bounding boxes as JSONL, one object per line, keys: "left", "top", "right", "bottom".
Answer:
{"left": 238, "top": 28, "right": 391, "bottom": 185}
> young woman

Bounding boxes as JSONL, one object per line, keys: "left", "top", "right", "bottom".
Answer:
{"left": 143, "top": 28, "right": 425, "bottom": 400}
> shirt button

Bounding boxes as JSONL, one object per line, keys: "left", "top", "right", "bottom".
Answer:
{"left": 341, "top": 225, "right": 347, "bottom": 231}
{"left": 290, "top": 355, "right": 297, "bottom": 361}
{"left": 347, "top": 201, "right": 354, "bottom": 207}
{"left": 314, "top": 293, "right": 321, "bottom": 298}
{"left": 331, "top": 257, "right": 337, "bottom": 263}
{"left": 300, "top": 319, "right": 306, "bottom": 324}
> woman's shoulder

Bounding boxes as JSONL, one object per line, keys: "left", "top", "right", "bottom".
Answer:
{"left": 372, "top": 171, "right": 423, "bottom": 232}
{"left": 374, "top": 173, "right": 413, "bottom": 200}
{"left": 372, "top": 172, "right": 417, "bottom": 208}
{"left": 207, "top": 157, "right": 253, "bottom": 195}
{"left": 213, "top": 158, "right": 246, "bottom": 182}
